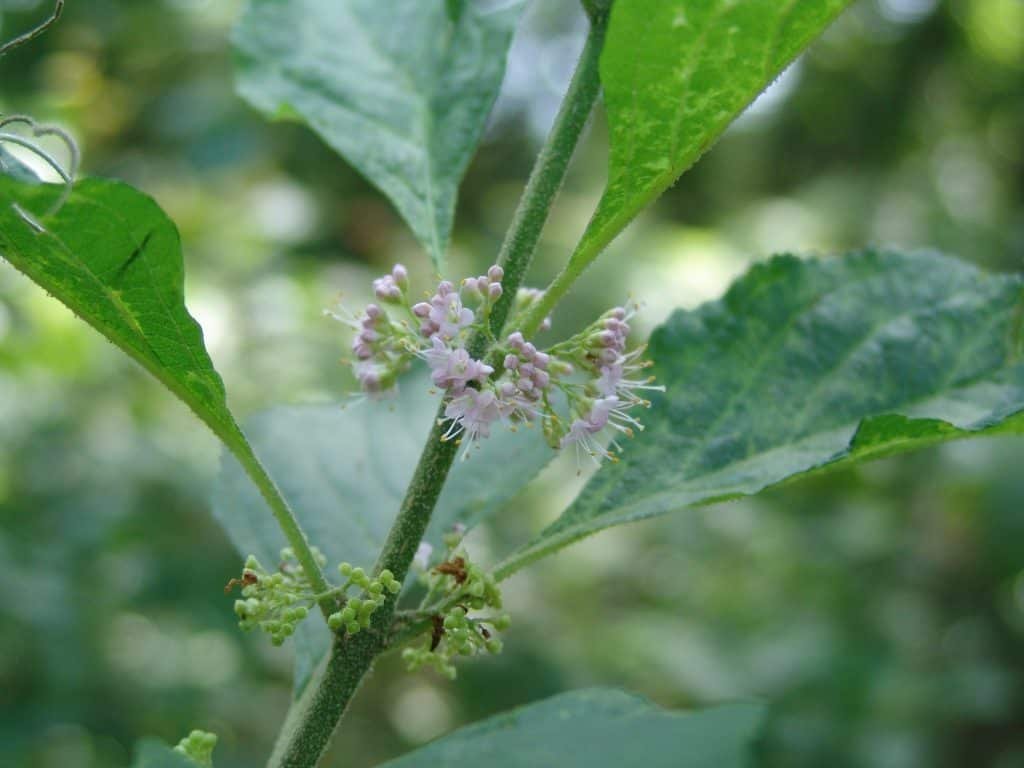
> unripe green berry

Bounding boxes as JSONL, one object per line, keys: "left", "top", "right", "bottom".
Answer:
{"left": 339, "top": 562, "right": 353, "bottom": 577}
{"left": 346, "top": 620, "right": 361, "bottom": 635}
{"left": 328, "top": 613, "right": 344, "bottom": 631}
{"left": 340, "top": 606, "right": 356, "bottom": 623}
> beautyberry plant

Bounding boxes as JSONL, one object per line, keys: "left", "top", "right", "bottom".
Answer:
{"left": 333, "top": 262, "right": 660, "bottom": 462}
{"left": 2, "top": 1, "right": 1023, "bottom": 767}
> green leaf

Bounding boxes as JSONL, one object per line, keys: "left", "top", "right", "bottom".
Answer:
{"left": 0, "top": 174, "right": 332, "bottom": 601}
{"left": 0, "top": 176, "right": 243, "bottom": 445}
{"left": 233, "top": 0, "right": 522, "bottom": 271}
{"left": 131, "top": 741, "right": 196, "bottom": 768}
{"left": 213, "top": 372, "right": 553, "bottom": 694}
{"left": 498, "top": 250, "right": 1024, "bottom": 577}
{"left": 378, "top": 688, "right": 764, "bottom": 767}
{"left": 571, "top": 0, "right": 852, "bottom": 271}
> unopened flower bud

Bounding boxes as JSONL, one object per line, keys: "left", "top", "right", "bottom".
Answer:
{"left": 392, "top": 264, "right": 409, "bottom": 287}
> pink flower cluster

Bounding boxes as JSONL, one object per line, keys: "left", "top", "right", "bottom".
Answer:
{"left": 330, "top": 264, "right": 661, "bottom": 463}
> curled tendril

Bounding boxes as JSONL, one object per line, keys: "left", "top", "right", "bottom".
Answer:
{"left": 0, "top": 114, "right": 79, "bottom": 227}
{"left": 0, "top": 0, "right": 64, "bottom": 58}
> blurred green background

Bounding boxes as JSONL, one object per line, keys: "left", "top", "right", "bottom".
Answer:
{"left": 1, "top": 0, "right": 1023, "bottom": 766}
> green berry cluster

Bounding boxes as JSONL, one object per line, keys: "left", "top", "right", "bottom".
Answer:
{"left": 402, "top": 537, "right": 508, "bottom": 679}
{"left": 228, "top": 549, "right": 324, "bottom": 646}
{"left": 173, "top": 730, "right": 217, "bottom": 767}
{"left": 227, "top": 549, "right": 403, "bottom": 645}
{"left": 326, "top": 563, "right": 401, "bottom": 635}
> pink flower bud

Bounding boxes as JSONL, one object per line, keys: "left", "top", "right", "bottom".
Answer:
{"left": 487, "top": 265, "right": 504, "bottom": 282}
{"left": 488, "top": 283, "right": 503, "bottom": 300}
{"left": 412, "top": 302, "right": 431, "bottom": 317}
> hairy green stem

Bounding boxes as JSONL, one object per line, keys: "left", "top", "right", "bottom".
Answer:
{"left": 267, "top": 12, "right": 609, "bottom": 767}
{"left": 486, "top": 17, "right": 608, "bottom": 338}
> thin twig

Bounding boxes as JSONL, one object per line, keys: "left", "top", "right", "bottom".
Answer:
{"left": 0, "top": 0, "right": 65, "bottom": 58}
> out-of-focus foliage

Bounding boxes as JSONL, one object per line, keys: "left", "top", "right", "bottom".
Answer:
{"left": 1, "top": 1, "right": 1023, "bottom": 767}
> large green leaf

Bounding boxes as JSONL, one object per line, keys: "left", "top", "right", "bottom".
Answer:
{"left": 213, "top": 374, "right": 554, "bottom": 694}
{"left": 0, "top": 176, "right": 244, "bottom": 445}
{"left": 379, "top": 688, "right": 763, "bottom": 767}
{"left": 498, "top": 251, "right": 1024, "bottom": 577}
{"left": 233, "top": 0, "right": 522, "bottom": 271}
{"left": 569, "top": 0, "right": 852, "bottom": 272}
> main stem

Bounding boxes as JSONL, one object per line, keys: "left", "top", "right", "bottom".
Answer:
{"left": 268, "top": 14, "right": 608, "bottom": 768}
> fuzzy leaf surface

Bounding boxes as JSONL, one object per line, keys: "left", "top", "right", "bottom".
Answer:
{"left": 379, "top": 688, "right": 763, "bottom": 768}
{"left": 499, "top": 251, "right": 1024, "bottom": 576}
{"left": 233, "top": 0, "right": 522, "bottom": 271}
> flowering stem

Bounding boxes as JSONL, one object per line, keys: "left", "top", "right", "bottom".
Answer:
{"left": 267, "top": 11, "right": 609, "bottom": 767}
